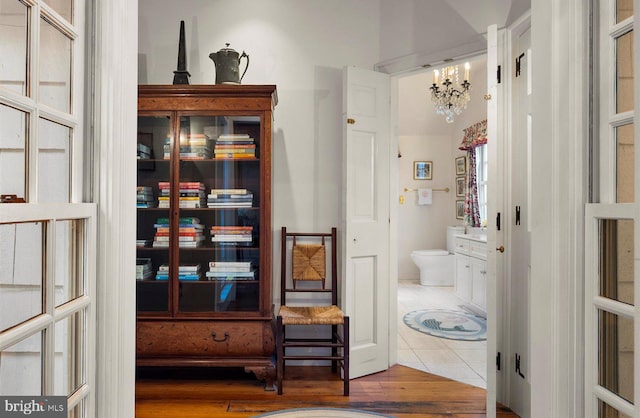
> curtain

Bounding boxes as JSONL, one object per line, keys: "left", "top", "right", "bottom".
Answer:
{"left": 459, "top": 120, "right": 487, "bottom": 227}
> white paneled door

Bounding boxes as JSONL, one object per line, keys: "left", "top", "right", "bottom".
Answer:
{"left": 342, "top": 66, "right": 391, "bottom": 379}
{"left": 486, "top": 23, "right": 506, "bottom": 418}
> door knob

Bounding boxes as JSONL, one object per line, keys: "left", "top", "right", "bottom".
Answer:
{"left": 496, "top": 245, "right": 505, "bottom": 253}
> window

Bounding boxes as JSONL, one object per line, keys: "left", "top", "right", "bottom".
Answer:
{"left": 475, "top": 143, "right": 488, "bottom": 225}
{"left": 0, "top": 1, "right": 95, "bottom": 416}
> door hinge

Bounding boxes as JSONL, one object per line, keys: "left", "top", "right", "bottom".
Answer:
{"left": 515, "top": 206, "right": 521, "bottom": 225}
{"left": 496, "top": 352, "right": 501, "bottom": 371}
{"left": 497, "top": 65, "right": 501, "bottom": 84}
{"left": 496, "top": 212, "right": 501, "bottom": 231}
{"left": 515, "top": 353, "right": 525, "bottom": 379}
{"left": 515, "top": 53, "right": 525, "bottom": 77}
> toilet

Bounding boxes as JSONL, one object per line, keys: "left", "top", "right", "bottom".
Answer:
{"left": 410, "top": 225, "right": 466, "bottom": 286}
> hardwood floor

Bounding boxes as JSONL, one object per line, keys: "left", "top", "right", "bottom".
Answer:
{"left": 135, "top": 365, "right": 519, "bottom": 417}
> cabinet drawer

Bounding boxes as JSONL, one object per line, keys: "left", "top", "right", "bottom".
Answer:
{"left": 454, "top": 237, "right": 471, "bottom": 255}
{"left": 470, "top": 241, "right": 487, "bottom": 260}
{"left": 136, "top": 321, "right": 269, "bottom": 357}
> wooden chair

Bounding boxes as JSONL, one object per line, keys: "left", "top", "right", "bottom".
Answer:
{"left": 276, "top": 227, "right": 349, "bottom": 395}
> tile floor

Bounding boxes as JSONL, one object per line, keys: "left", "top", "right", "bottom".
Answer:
{"left": 397, "top": 279, "right": 487, "bottom": 388}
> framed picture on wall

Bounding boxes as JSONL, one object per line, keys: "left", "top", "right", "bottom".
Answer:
{"left": 456, "top": 177, "right": 466, "bottom": 197}
{"left": 455, "top": 156, "right": 466, "bottom": 175}
{"left": 456, "top": 200, "right": 465, "bottom": 220}
{"left": 413, "top": 161, "right": 433, "bottom": 180}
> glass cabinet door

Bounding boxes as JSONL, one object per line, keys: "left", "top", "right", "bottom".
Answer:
{"left": 136, "top": 114, "right": 171, "bottom": 313}
{"left": 136, "top": 112, "right": 263, "bottom": 315}
{"left": 175, "top": 114, "right": 262, "bottom": 313}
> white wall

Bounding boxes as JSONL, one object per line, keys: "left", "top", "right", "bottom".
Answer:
{"left": 396, "top": 60, "right": 486, "bottom": 280}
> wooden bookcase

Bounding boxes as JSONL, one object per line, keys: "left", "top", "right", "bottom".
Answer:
{"left": 135, "top": 85, "right": 277, "bottom": 389}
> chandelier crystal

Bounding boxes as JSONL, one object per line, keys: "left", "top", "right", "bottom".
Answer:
{"left": 430, "top": 63, "right": 471, "bottom": 123}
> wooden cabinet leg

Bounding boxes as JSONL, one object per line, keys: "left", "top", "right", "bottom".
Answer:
{"left": 245, "top": 365, "right": 276, "bottom": 391}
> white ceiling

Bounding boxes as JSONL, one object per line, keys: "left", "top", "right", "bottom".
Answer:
{"left": 378, "top": 0, "right": 530, "bottom": 72}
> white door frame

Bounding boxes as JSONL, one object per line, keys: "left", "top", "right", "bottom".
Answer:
{"left": 92, "top": 0, "right": 139, "bottom": 417}
{"left": 529, "top": 0, "right": 590, "bottom": 416}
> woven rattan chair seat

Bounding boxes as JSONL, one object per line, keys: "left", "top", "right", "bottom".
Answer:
{"left": 278, "top": 305, "right": 344, "bottom": 325}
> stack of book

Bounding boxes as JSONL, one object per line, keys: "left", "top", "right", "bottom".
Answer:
{"left": 137, "top": 143, "right": 152, "bottom": 159}
{"left": 164, "top": 134, "right": 213, "bottom": 160}
{"left": 136, "top": 258, "right": 153, "bottom": 280}
{"left": 136, "top": 186, "right": 156, "bottom": 208}
{"left": 156, "top": 263, "right": 202, "bottom": 281}
{"left": 214, "top": 134, "right": 256, "bottom": 159}
{"left": 152, "top": 217, "right": 205, "bottom": 248}
{"left": 157, "top": 182, "right": 207, "bottom": 208}
{"left": 210, "top": 225, "right": 253, "bottom": 246}
{"left": 207, "top": 188, "right": 253, "bottom": 208}
{"left": 206, "top": 261, "right": 255, "bottom": 281}
{"left": 136, "top": 238, "right": 152, "bottom": 248}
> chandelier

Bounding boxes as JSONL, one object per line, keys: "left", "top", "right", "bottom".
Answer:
{"left": 430, "top": 63, "right": 471, "bottom": 123}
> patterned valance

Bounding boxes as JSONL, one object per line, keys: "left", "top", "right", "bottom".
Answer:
{"left": 459, "top": 119, "right": 488, "bottom": 151}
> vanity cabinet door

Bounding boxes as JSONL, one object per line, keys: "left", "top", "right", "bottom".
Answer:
{"left": 471, "top": 258, "right": 487, "bottom": 312}
{"left": 455, "top": 254, "right": 472, "bottom": 302}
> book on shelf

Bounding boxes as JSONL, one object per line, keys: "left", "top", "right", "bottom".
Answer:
{"left": 205, "top": 270, "right": 256, "bottom": 280}
{"left": 137, "top": 186, "right": 156, "bottom": 207}
{"left": 211, "top": 241, "right": 252, "bottom": 247}
{"left": 137, "top": 143, "right": 151, "bottom": 154}
{"left": 208, "top": 266, "right": 252, "bottom": 272}
{"left": 154, "top": 273, "right": 203, "bottom": 281}
{"left": 209, "top": 261, "right": 253, "bottom": 268}
{"left": 210, "top": 225, "right": 253, "bottom": 230}
{"left": 154, "top": 227, "right": 204, "bottom": 234}
{"left": 136, "top": 258, "right": 154, "bottom": 280}
{"left": 214, "top": 144, "right": 255, "bottom": 149}
{"left": 158, "top": 264, "right": 201, "bottom": 273}
{"left": 207, "top": 202, "right": 252, "bottom": 208}
{"left": 158, "top": 201, "right": 206, "bottom": 209}
{"left": 208, "top": 192, "right": 253, "bottom": 199}
{"left": 216, "top": 133, "right": 251, "bottom": 140}
{"left": 154, "top": 235, "right": 204, "bottom": 242}
{"left": 137, "top": 143, "right": 152, "bottom": 159}
{"left": 158, "top": 182, "right": 205, "bottom": 189}
{"left": 214, "top": 153, "right": 256, "bottom": 159}
{"left": 207, "top": 198, "right": 252, "bottom": 203}
{"left": 209, "top": 189, "right": 249, "bottom": 195}
{"left": 177, "top": 274, "right": 202, "bottom": 281}
{"left": 211, "top": 235, "right": 252, "bottom": 242}
{"left": 210, "top": 227, "right": 253, "bottom": 237}
{"left": 152, "top": 240, "right": 204, "bottom": 248}
{"left": 164, "top": 197, "right": 205, "bottom": 202}
{"left": 154, "top": 218, "right": 203, "bottom": 228}
{"left": 136, "top": 239, "right": 152, "bottom": 247}
{"left": 214, "top": 146, "right": 255, "bottom": 153}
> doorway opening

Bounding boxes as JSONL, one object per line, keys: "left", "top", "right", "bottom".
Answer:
{"left": 395, "top": 57, "right": 488, "bottom": 389}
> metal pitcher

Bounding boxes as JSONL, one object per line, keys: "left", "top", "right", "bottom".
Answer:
{"left": 209, "top": 43, "right": 249, "bottom": 84}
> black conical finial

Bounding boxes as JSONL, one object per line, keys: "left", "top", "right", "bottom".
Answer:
{"left": 173, "top": 20, "right": 191, "bottom": 85}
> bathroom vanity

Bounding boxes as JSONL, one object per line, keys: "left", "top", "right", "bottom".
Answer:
{"left": 454, "top": 234, "right": 487, "bottom": 314}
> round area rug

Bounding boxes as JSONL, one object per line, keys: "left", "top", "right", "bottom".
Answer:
{"left": 403, "top": 309, "right": 486, "bottom": 341}
{"left": 252, "top": 408, "right": 394, "bottom": 418}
